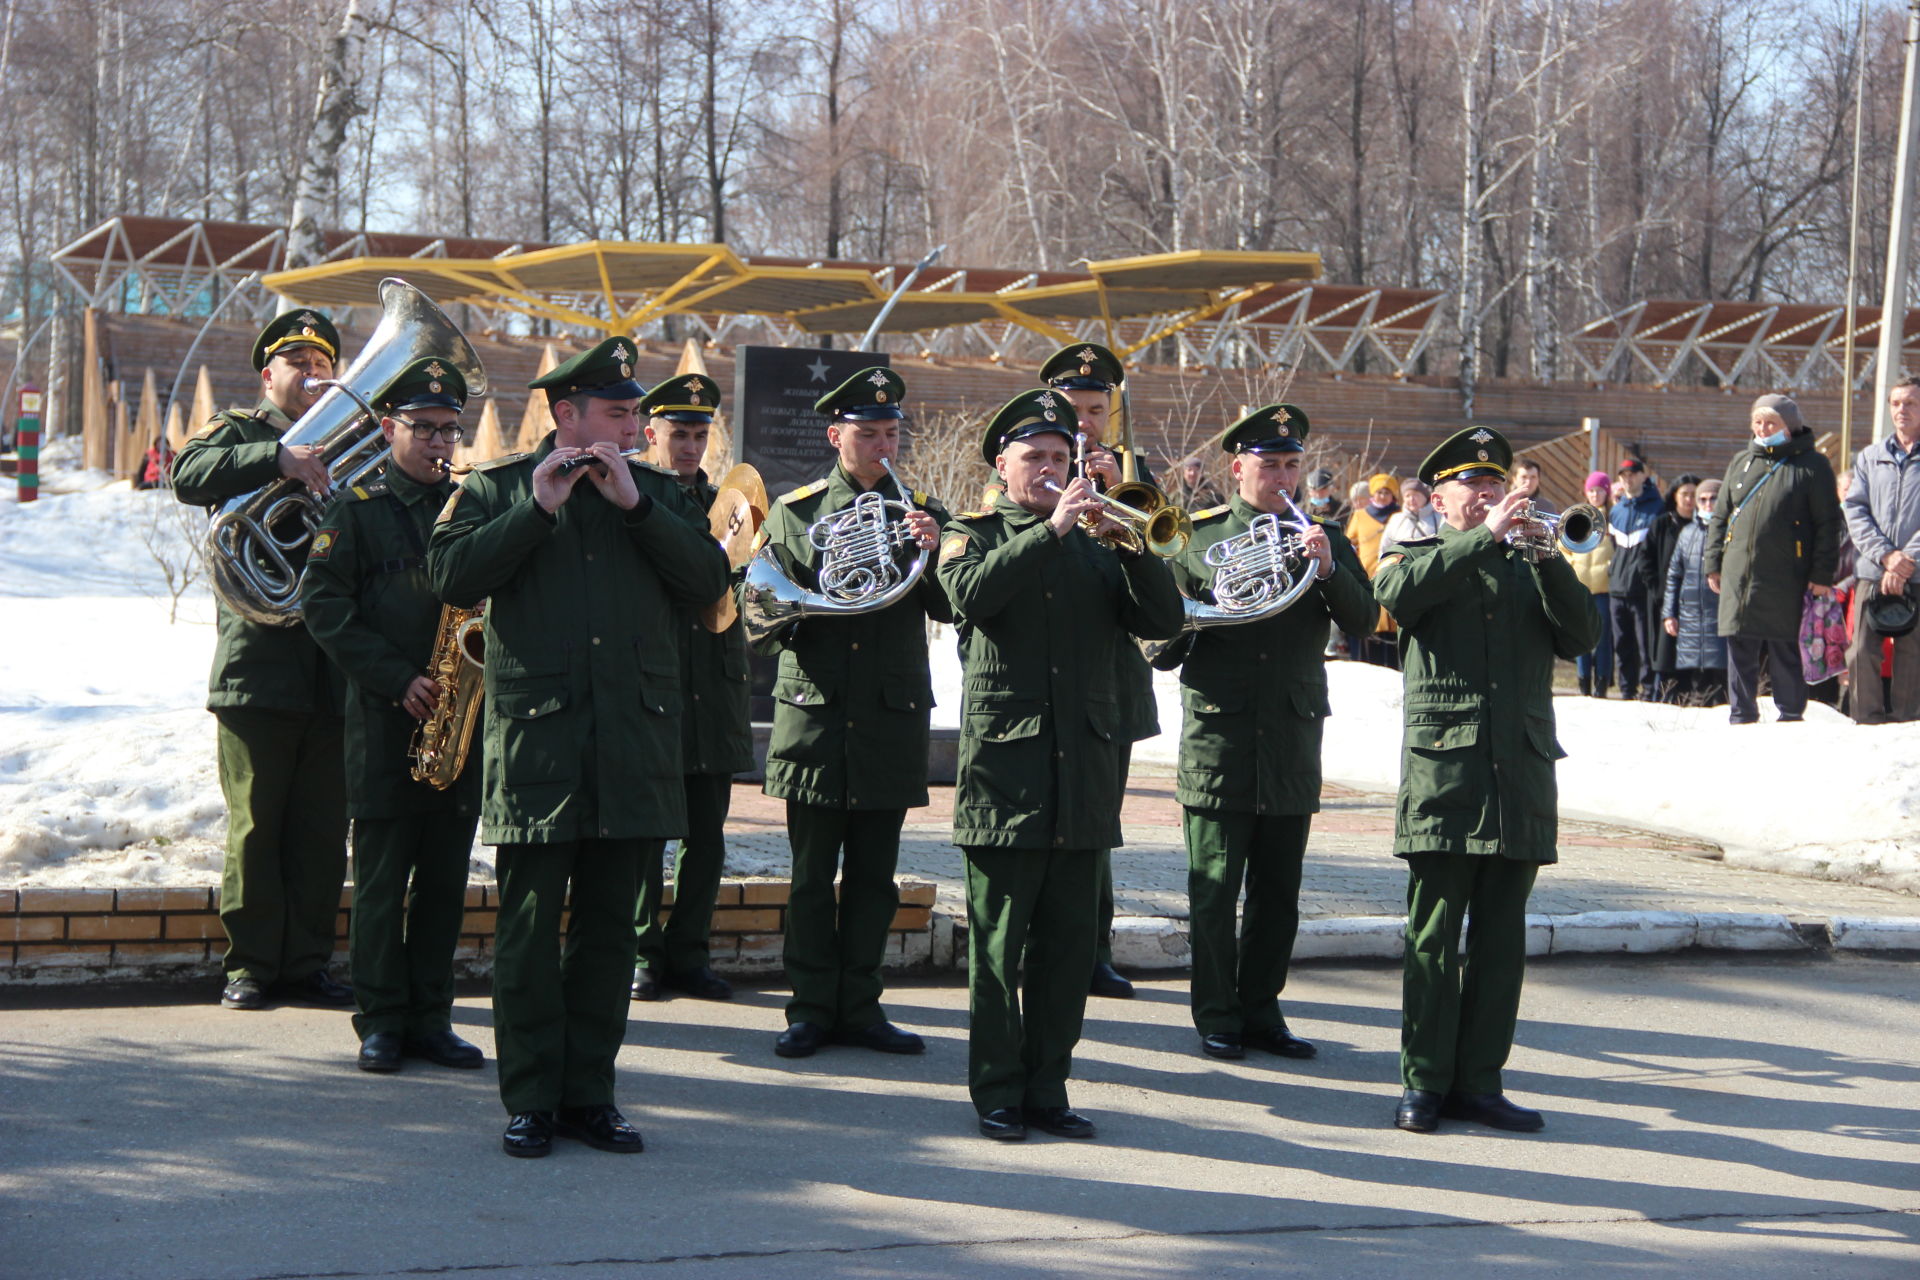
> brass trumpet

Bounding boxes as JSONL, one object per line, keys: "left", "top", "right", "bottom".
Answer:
{"left": 1053, "top": 432, "right": 1193, "bottom": 558}
{"left": 1506, "top": 500, "right": 1604, "bottom": 563}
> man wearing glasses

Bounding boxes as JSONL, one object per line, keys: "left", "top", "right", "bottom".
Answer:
{"left": 302, "top": 358, "right": 486, "bottom": 1074}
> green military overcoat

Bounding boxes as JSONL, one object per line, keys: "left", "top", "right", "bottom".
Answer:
{"left": 426, "top": 435, "right": 729, "bottom": 844}
{"left": 1373, "top": 524, "right": 1599, "bottom": 862}
{"left": 170, "top": 401, "right": 342, "bottom": 713}
{"left": 299, "top": 467, "right": 482, "bottom": 819}
{"left": 1169, "top": 499, "right": 1376, "bottom": 815}
{"left": 937, "top": 493, "right": 1183, "bottom": 849}
{"left": 679, "top": 473, "right": 755, "bottom": 778}
{"left": 756, "top": 465, "right": 953, "bottom": 810}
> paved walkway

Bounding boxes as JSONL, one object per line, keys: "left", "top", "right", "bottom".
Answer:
{"left": 720, "top": 773, "right": 1920, "bottom": 930}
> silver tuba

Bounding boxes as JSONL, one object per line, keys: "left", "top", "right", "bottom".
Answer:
{"left": 1141, "top": 495, "right": 1322, "bottom": 665}
{"left": 206, "top": 278, "right": 487, "bottom": 626}
{"left": 740, "top": 457, "right": 931, "bottom": 646}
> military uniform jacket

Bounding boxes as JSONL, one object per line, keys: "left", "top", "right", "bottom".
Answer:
{"left": 1170, "top": 499, "right": 1376, "bottom": 815}
{"left": 679, "top": 473, "right": 754, "bottom": 777}
{"left": 299, "top": 465, "right": 482, "bottom": 820}
{"left": 170, "top": 399, "right": 343, "bottom": 715}
{"left": 427, "top": 434, "right": 729, "bottom": 844}
{"left": 937, "top": 493, "right": 1182, "bottom": 850}
{"left": 1373, "top": 524, "right": 1599, "bottom": 863}
{"left": 757, "top": 465, "right": 953, "bottom": 811}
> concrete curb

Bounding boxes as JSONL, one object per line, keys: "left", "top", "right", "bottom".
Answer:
{"left": 1101, "top": 911, "right": 1920, "bottom": 971}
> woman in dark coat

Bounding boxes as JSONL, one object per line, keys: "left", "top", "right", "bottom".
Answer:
{"left": 1663, "top": 478, "right": 1726, "bottom": 705}
{"left": 1647, "top": 474, "right": 1700, "bottom": 692}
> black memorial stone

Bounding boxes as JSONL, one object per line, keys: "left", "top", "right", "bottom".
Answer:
{"left": 733, "top": 346, "right": 893, "bottom": 499}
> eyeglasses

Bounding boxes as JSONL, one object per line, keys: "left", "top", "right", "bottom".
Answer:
{"left": 395, "top": 418, "right": 469, "bottom": 444}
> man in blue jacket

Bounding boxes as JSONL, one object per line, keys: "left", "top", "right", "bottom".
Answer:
{"left": 1606, "top": 458, "right": 1663, "bottom": 700}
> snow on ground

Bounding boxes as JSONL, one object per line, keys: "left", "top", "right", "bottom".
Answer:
{"left": 3, "top": 469, "right": 1915, "bottom": 894}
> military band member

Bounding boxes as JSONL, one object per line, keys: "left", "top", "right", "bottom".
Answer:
{"left": 171, "top": 309, "right": 353, "bottom": 1011}
{"left": 300, "top": 358, "right": 484, "bottom": 1073}
{"left": 755, "top": 367, "right": 949, "bottom": 1059}
{"left": 1163, "top": 406, "right": 1374, "bottom": 1061}
{"left": 1373, "top": 427, "right": 1598, "bottom": 1135}
{"left": 938, "top": 390, "right": 1182, "bottom": 1141}
{"left": 428, "top": 338, "right": 728, "bottom": 1158}
{"left": 1038, "top": 342, "right": 1155, "bottom": 1000}
{"left": 631, "top": 373, "right": 753, "bottom": 1003}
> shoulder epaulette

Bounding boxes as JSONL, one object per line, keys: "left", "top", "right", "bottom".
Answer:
{"left": 347, "top": 480, "right": 389, "bottom": 501}
{"left": 470, "top": 452, "right": 529, "bottom": 472}
{"left": 779, "top": 479, "right": 828, "bottom": 504}
{"left": 632, "top": 459, "right": 678, "bottom": 478}
{"left": 954, "top": 507, "right": 995, "bottom": 521}
{"left": 1192, "top": 504, "right": 1231, "bottom": 522}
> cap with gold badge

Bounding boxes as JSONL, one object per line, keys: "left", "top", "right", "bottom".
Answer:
{"left": 529, "top": 336, "right": 646, "bottom": 401}
{"left": 1220, "top": 403, "right": 1310, "bottom": 455}
{"left": 815, "top": 366, "right": 906, "bottom": 421}
{"left": 641, "top": 373, "right": 721, "bottom": 423}
{"left": 252, "top": 309, "right": 340, "bottom": 371}
{"left": 1418, "top": 426, "right": 1512, "bottom": 487}
{"left": 979, "top": 388, "right": 1077, "bottom": 464}
{"left": 379, "top": 357, "right": 468, "bottom": 413}
{"left": 1039, "top": 342, "right": 1124, "bottom": 391}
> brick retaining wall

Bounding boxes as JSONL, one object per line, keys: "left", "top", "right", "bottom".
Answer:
{"left": 0, "top": 881, "right": 941, "bottom": 983}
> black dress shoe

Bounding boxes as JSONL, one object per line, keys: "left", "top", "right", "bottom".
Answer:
{"left": 1247, "top": 1023, "right": 1317, "bottom": 1059}
{"left": 1023, "top": 1106, "right": 1097, "bottom": 1139}
{"left": 664, "top": 966, "right": 733, "bottom": 1000}
{"left": 502, "top": 1111, "right": 554, "bottom": 1158}
{"left": 832, "top": 1021, "right": 925, "bottom": 1055}
{"left": 775, "top": 1021, "right": 827, "bottom": 1058}
{"left": 1089, "top": 962, "right": 1135, "bottom": 999}
{"left": 1441, "top": 1091, "right": 1545, "bottom": 1132}
{"left": 1199, "top": 1033, "right": 1246, "bottom": 1060}
{"left": 357, "top": 1031, "right": 403, "bottom": 1073}
{"left": 629, "top": 968, "right": 661, "bottom": 1002}
{"left": 977, "top": 1107, "right": 1027, "bottom": 1141}
{"left": 277, "top": 969, "right": 355, "bottom": 1007}
{"left": 404, "top": 1028, "right": 484, "bottom": 1069}
{"left": 1395, "top": 1088, "right": 1443, "bottom": 1133}
{"left": 554, "top": 1104, "right": 645, "bottom": 1153}
{"left": 220, "top": 978, "right": 266, "bottom": 1010}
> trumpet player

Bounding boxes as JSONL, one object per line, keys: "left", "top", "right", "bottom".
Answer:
{"left": 1039, "top": 342, "right": 1155, "bottom": 1000}
{"left": 171, "top": 309, "right": 352, "bottom": 1012}
{"left": 300, "top": 359, "right": 483, "bottom": 1074}
{"left": 757, "top": 367, "right": 950, "bottom": 1061}
{"left": 631, "top": 373, "right": 753, "bottom": 1003}
{"left": 1373, "top": 427, "right": 1597, "bottom": 1136}
{"left": 939, "top": 390, "right": 1181, "bottom": 1140}
{"left": 429, "top": 338, "right": 727, "bottom": 1158}
{"left": 1161, "top": 406, "right": 1373, "bottom": 1063}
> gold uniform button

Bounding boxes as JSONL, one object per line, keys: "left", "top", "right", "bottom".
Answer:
{"left": 851, "top": 642, "right": 860, "bottom": 651}
{"left": 592, "top": 636, "right": 602, "bottom": 645}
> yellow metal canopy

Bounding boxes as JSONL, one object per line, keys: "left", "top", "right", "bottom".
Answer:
{"left": 265, "top": 243, "right": 1322, "bottom": 351}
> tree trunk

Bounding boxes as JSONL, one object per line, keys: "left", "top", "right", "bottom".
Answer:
{"left": 285, "top": 0, "right": 367, "bottom": 286}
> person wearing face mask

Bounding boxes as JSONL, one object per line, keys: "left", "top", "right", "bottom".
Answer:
{"left": 1647, "top": 474, "right": 1702, "bottom": 697}
{"left": 1662, "top": 478, "right": 1727, "bottom": 706}
{"left": 1304, "top": 469, "right": 1348, "bottom": 523}
{"left": 1605, "top": 457, "right": 1664, "bottom": 701}
{"left": 1703, "top": 393, "right": 1842, "bottom": 725}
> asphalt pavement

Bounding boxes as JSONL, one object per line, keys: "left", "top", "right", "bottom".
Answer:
{"left": 3, "top": 955, "right": 1916, "bottom": 1279}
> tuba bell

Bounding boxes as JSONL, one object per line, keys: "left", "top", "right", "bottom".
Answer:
{"left": 1141, "top": 495, "right": 1322, "bottom": 665}
{"left": 206, "top": 278, "right": 488, "bottom": 626}
{"left": 740, "top": 458, "right": 931, "bottom": 646}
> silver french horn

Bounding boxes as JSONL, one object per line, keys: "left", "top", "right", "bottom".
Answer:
{"left": 1141, "top": 492, "right": 1323, "bottom": 664}
{"left": 740, "top": 457, "right": 932, "bottom": 646}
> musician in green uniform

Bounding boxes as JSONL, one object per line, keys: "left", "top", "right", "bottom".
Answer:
{"left": 753, "top": 367, "right": 949, "bottom": 1060}
{"left": 1373, "top": 426, "right": 1598, "bottom": 1135}
{"left": 300, "top": 358, "right": 484, "bottom": 1073}
{"left": 1161, "top": 406, "right": 1375, "bottom": 1061}
{"left": 630, "top": 373, "right": 753, "bottom": 1003}
{"left": 170, "top": 309, "right": 353, "bottom": 1011}
{"left": 938, "top": 389, "right": 1182, "bottom": 1141}
{"left": 1038, "top": 342, "right": 1155, "bottom": 999}
{"left": 429, "top": 337, "right": 728, "bottom": 1158}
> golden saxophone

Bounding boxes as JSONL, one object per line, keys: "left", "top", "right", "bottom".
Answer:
{"left": 408, "top": 602, "right": 486, "bottom": 788}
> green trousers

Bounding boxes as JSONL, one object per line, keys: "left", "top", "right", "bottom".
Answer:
{"left": 962, "top": 844, "right": 1098, "bottom": 1115}
{"left": 213, "top": 707, "right": 348, "bottom": 987}
{"left": 1183, "top": 808, "right": 1311, "bottom": 1036}
{"left": 634, "top": 773, "right": 733, "bottom": 976}
{"left": 1401, "top": 852, "right": 1539, "bottom": 1095}
{"left": 348, "top": 812, "right": 477, "bottom": 1041}
{"left": 783, "top": 802, "right": 904, "bottom": 1031}
{"left": 1092, "top": 743, "right": 1133, "bottom": 966}
{"left": 492, "top": 839, "right": 650, "bottom": 1115}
